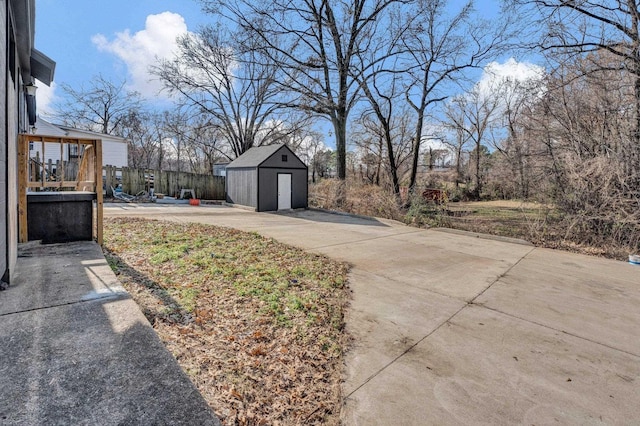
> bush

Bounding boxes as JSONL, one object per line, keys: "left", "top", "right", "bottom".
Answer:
{"left": 553, "top": 156, "right": 640, "bottom": 252}
{"left": 309, "top": 179, "right": 404, "bottom": 220}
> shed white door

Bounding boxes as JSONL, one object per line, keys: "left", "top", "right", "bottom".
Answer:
{"left": 278, "top": 174, "right": 292, "bottom": 210}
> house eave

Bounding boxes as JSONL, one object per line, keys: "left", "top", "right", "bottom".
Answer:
{"left": 11, "top": 0, "right": 56, "bottom": 86}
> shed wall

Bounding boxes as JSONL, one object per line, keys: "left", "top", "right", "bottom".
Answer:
{"left": 258, "top": 168, "right": 308, "bottom": 212}
{"left": 226, "top": 168, "right": 257, "bottom": 208}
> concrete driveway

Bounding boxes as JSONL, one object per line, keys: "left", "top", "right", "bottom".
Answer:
{"left": 105, "top": 204, "right": 640, "bottom": 424}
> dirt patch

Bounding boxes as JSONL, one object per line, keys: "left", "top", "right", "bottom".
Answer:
{"left": 103, "top": 217, "right": 350, "bottom": 425}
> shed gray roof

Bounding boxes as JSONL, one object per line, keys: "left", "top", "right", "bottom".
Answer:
{"left": 227, "top": 144, "right": 287, "bottom": 168}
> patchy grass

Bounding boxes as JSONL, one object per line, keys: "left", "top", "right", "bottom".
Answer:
{"left": 444, "top": 200, "right": 558, "bottom": 240}
{"left": 103, "top": 217, "right": 350, "bottom": 425}
{"left": 312, "top": 178, "right": 632, "bottom": 260}
{"left": 419, "top": 200, "right": 631, "bottom": 260}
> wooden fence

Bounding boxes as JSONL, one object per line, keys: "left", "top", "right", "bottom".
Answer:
{"left": 104, "top": 166, "right": 226, "bottom": 200}
{"left": 27, "top": 153, "right": 80, "bottom": 184}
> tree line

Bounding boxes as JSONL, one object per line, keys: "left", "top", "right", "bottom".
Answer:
{"left": 51, "top": 0, "right": 639, "bottom": 249}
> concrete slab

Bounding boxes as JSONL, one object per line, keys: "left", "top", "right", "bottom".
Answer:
{"left": 0, "top": 241, "right": 220, "bottom": 425}
{"left": 342, "top": 306, "right": 640, "bottom": 425}
{"left": 342, "top": 269, "right": 465, "bottom": 396}
{"left": 316, "top": 232, "right": 527, "bottom": 301}
{"left": 0, "top": 241, "right": 127, "bottom": 315}
{"left": 391, "top": 228, "right": 535, "bottom": 262}
{"left": 104, "top": 204, "right": 417, "bottom": 252}
{"left": 103, "top": 204, "right": 640, "bottom": 424}
{"left": 476, "top": 248, "right": 640, "bottom": 356}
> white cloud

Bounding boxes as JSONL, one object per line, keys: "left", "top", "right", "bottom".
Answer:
{"left": 35, "top": 79, "right": 57, "bottom": 118}
{"left": 476, "top": 58, "right": 545, "bottom": 96}
{"left": 92, "top": 12, "right": 190, "bottom": 99}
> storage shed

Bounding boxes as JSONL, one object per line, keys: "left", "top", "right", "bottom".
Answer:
{"left": 226, "top": 144, "right": 308, "bottom": 211}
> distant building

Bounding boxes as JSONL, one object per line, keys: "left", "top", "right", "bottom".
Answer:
{"left": 33, "top": 118, "right": 128, "bottom": 168}
{"left": 213, "top": 162, "right": 229, "bottom": 177}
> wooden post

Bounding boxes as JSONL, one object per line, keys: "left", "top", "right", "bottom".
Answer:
{"left": 60, "top": 139, "right": 64, "bottom": 186}
{"left": 18, "top": 135, "right": 28, "bottom": 242}
{"left": 95, "top": 139, "right": 103, "bottom": 246}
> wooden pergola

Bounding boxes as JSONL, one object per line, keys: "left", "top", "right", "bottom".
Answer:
{"left": 17, "top": 134, "right": 104, "bottom": 245}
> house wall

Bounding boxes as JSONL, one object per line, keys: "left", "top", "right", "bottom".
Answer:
{"left": 2, "top": 1, "right": 23, "bottom": 283}
{"left": 1, "top": 2, "right": 8, "bottom": 282}
{"left": 257, "top": 168, "right": 308, "bottom": 212}
{"left": 29, "top": 141, "right": 66, "bottom": 164}
{"left": 7, "top": 23, "right": 19, "bottom": 286}
{"left": 29, "top": 139, "right": 128, "bottom": 168}
{"left": 226, "top": 168, "right": 257, "bottom": 209}
{"left": 102, "top": 140, "right": 127, "bottom": 167}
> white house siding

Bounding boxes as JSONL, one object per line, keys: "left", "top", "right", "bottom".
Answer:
{"left": 33, "top": 119, "right": 128, "bottom": 168}
{"left": 102, "top": 139, "right": 127, "bottom": 167}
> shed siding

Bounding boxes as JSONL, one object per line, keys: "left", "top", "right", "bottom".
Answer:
{"left": 258, "top": 168, "right": 307, "bottom": 212}
{"left": 260, "top": 146, "right": 306, "bottom": 169}
{"left": 226, "top": 168, "right": 257, "bottom": 208}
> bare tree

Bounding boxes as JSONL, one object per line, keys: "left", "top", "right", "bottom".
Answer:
{"left": 351, "top": 124, "right": 386, "bottom": 185}
{"left": 402, "top": 0, "right": 511, "bottom": 192}
{"left": 446, "top": 83, "right": 503, "bottom": 198}
{"left": 55, "top": 74, "right": 141, "bottom": 135}
{"left": 152, "top": 26, "right": 303, "bottom": 159}
{"left": 353, "top": 33, "right": 409, "bottom": 200}
{"left": 294, "top": 131, "right": 328, "bottom": 183}
{"left": 511, "top": 0, "right": 640, "bottom": 163}
{"left": 120, "top": 110, "right": 165, "bottom": 170}
{"left": 161, "top": 106, "right": 229, "bottom": 174}
{"left": 489, "top": 76, "right": 545, "bottom": 198}
{"left": 205, "top": 0, "right": 404, "bottom": 181}
{"left": 442, "top": 105, "right": 473, "bottom": 186}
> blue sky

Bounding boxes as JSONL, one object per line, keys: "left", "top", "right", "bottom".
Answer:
{"left": 35, "top": 0, "right": 211, "bottom": 113}
{"left": 34, "top": 0, "right": 541, "bottom": 152}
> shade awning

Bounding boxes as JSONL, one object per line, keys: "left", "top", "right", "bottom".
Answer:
{"left": 30, "top": 48, "right": 56, "bottom": 86}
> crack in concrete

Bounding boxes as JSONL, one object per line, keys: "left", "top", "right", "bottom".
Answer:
{"left": 344, "top": 245, "right": 536, "bottom": 400}
{"left": 345, "top": 244, "right": 640, "bottom": 403}
{"left": 478, "top": 305, "right": 640, "bottom": 359}
{"left": 0, "top": 292, "right": 128, "bottom": 318}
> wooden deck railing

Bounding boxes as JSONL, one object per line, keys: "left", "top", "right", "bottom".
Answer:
{"left": 18, "top": 134, "right": 103, "bottom": 244}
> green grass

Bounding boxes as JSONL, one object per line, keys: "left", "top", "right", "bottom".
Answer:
{"left": 102, "top": 217, "right": 351, "bottom": 424}
{"left": 104, "top": 217, "right": 349, "bottom": 326}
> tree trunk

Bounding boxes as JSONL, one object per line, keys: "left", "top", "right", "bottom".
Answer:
{"left": 333, "top": 115, "right": 347, "bottom": 181}
{"left": 409, "top": 110, "right": 425, "bottom": 191}
{"left": 474, "top": 142, "right": 481, "bottom": 199}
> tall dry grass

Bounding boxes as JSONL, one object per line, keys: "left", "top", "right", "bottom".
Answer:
{"left": 309, "top": 179, "right": 404, "bottom": 220}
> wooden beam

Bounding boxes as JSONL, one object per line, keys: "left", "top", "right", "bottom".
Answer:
{"left": 95, "top": 139, "right": 103, "bottom": 246}
{"left": 17, "top": 135, "right": 28, "bottom": 243}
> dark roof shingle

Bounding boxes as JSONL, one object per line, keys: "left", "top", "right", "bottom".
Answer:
{"left": 226, "top": 144, "right": 285, "bottom": 168}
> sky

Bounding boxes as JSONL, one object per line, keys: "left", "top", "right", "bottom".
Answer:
{"left": 35, "top": 0, "right": 210, "bottom": 114}
{"left": 34, "top": 0, "right": 542, "bottom": 152}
